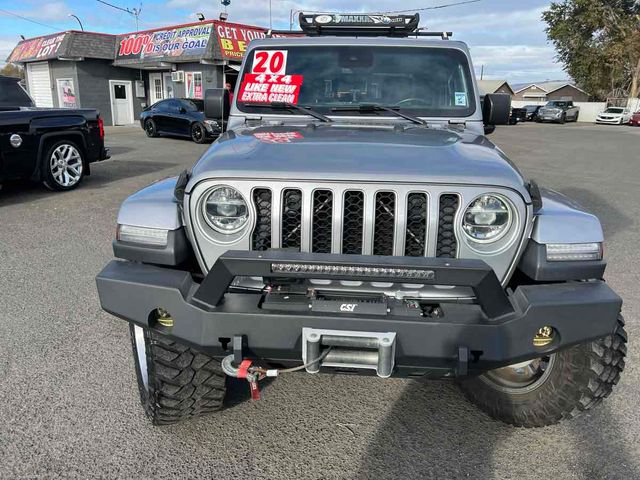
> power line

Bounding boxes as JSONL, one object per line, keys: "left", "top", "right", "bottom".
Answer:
{"left": 96, "top": 0, "right": 134, "bottom": 14}
{"left": 0, "top": 8, "right": 63, "bottom": 32}
{"left": 96, "top": 0, "right": 142, "bottom": 30}
{"left": 381, "top": 0, "right": 483, "bottom": 14}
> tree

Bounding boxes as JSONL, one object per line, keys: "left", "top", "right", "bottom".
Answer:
{"left": 542, "top": 0, "right": 640, "bottom": 100}
{"left": 0, "top": 63, "right": 25, "bottom": 79}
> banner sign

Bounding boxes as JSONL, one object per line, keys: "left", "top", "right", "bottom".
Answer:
{"left": 8, "top": 33, "right": 66, "bottom": 63}
{"left": 214, "top": 21, "right": 291, "bottom": 61}
{"left": 116, "top": 23, "right": 213, "bottom": 61}
{"left": 56, "top": 78, "right": 78, "bottom": 108}
{"left": 185, "top": 72, "right": 203, "bottom": 99}
{"left": 238, "top": 74, "right": 304, "bottom": 104}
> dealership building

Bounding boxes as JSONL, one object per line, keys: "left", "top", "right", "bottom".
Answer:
{"left": 7, "top": 20, "right": 271, "bottom": 125}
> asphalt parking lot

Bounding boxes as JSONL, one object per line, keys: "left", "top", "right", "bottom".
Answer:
{"left": 1, "top": 122, "right": 639, "bottom": 479}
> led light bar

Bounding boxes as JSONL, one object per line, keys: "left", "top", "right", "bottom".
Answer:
{"left": 117, "top": 224, "right": 169, "bottom": 247}
{"left": 271, "top": 263, "right": 435, "bottom": 280}
{"left": 546, "top": 243, "right": 602, "bottom": 262}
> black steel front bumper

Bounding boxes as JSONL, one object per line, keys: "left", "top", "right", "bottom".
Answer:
{"left": 96, "top": 250, "right": 622, "bottom": 377}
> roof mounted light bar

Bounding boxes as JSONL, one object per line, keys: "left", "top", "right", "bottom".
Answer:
{"left": 298, "top": 12, "right": 426, "bottom": 38}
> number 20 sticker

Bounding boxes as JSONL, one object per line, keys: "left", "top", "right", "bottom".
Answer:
{"left": 252, "top": 50, "right": 288, "bottom": 75}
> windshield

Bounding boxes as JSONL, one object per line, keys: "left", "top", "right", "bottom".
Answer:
{"left": 547, "top": 101, "right": 568, "bottom": 107}
{"left": 604, "top": 108, "right": 624, "bottom": 114}
{"left": 237, "top": 46, "right": 476, "bottom": 118}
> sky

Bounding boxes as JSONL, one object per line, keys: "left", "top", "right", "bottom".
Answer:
{"left": 0, "top": 0, "right": 568, "bottom": 84}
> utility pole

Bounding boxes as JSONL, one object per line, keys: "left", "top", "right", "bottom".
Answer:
{"left": 269, "top": 0, "right": 272, "bottom": 29}
{"left": 480, "top": 65, "right": 484, "bottom": 80}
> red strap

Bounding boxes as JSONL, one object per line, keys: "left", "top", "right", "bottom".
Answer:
{"left": 237, "top": 359, "right": 253, "bottom": 379}
{"left": 248, "top": 379, "right": 261, "bottom": 401}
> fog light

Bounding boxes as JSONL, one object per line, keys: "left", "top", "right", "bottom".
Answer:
{"left": 533, "top": 326, "right": 555, "bottom": 347}
{"left": 546, "top": 243, "right": 602, "bottom": 262}
{"left": 155, "top": 308, "right": 174, "bottom": 327}
{"left": 117, "top": 224, "right": 169, "bottom": 247}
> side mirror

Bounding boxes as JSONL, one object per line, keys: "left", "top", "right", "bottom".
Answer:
{"left": 482, "top": 93, "right": 511, "bottom": 132}
{"left": 204, "top": 88, "right": 230, "bottom": 122}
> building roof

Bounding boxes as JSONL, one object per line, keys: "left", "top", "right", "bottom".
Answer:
{"left": 477, "top": 79, "right": 514, "bottom": 96}
{"left": 514, "top": 81, "right": 588, "bottom": 95}
{"left": 7, "top": 31, "right": 115, "bottom": 63}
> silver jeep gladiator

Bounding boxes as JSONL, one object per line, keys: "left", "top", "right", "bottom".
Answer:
{"left": 96, "top": 13, "right": 626, "bottom": 427}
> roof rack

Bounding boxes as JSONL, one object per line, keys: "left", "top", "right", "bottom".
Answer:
{"left": 266, "top": 13, "right": 452, "bottom": 39}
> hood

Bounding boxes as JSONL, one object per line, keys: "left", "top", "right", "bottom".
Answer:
{"left": 598, "top": 111, "right": 623, "bottom": 117}
{"left": 188, "top": 124, "right": 528, "bottom": 197}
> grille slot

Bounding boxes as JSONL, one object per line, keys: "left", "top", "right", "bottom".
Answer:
{"left": 312, "top": 190, "right": 333, "bottom": 253}
{"left": 251, "top": 188, "right": 272, "bottom": 251}
{"left": 437, "top": 194, "right": 459, "bottom": 258}
{"left": 373, "top": 192, "right": 396, "bottom": 256}
{"left": 342, "top": 191, "right": 365, "bottom": 254}
{"left": 281, "top": 189, "right": 302, "bottom": 250}
{"left": 405, "top": 193, "right": 428, "bottom": 256}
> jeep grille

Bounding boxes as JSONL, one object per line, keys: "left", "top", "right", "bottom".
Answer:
{"left": 251, "top": 187, "right": 461, "bottom": 258}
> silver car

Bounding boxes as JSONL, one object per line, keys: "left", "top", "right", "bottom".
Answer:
{"left": 96, "top": 13, "right": 625, "bottom": 428}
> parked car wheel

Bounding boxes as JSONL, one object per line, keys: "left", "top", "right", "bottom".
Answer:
{"left": 573, "top": 112, "right": 579, "bottom": 122}
{"left": 130, "top": 324, "right": 226, "bottom": 425}
{"left": 145, "top": 119, "right": 158, "bottom": 138}
{"left": 191, "top": 122, "right": 207, "bottom": 144}
{"left": 459, "top": 314, "right": 626, "bottom": 427}
{"left": 42, "top": 140, "right": 85, "bottom": 191}
{"left": 558, "top": 113, "right": 566, "bottom": 124}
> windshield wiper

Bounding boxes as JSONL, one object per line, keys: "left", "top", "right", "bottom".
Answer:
{"left": 331, "top": 104, "right": 427, "bottom": 125}
{"left": 242, "top": 102, "right": 333, "bottom": 123}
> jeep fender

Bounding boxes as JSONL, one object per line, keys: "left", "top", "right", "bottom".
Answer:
{"left": 117, "top": 177, "right": 183, "bottom": 230}
{"left": 114, "top": 177, "right": 193, "bottom": 267}
{"left": 518, "top": 188, "right": 606, "bottom": 281}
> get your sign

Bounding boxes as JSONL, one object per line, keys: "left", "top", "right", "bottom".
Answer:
{"left": 238, "top": 74, "right": 304, "bottom": 104}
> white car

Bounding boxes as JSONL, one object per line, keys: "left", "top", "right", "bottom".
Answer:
{"left": 596, "top": 107, "right": 632, "bottom": 125}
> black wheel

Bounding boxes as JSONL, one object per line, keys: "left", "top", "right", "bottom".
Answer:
{"left": 145, "top": 119, "right": 158, "bottom": 138}
{"left": 130, "top": 324, "right": 226, "bottom": 425}
{"left": 42, "top": 139, "right": 85, "bottom": 191}
{"left": 573, "top": 112, "right": 580, "bottom": 122}
{"left": 191, "top": 122, "right": 206, "bottom": 144}
{"left": 558, "top": 113, "right": 566, "bottom": 124}
{"left": 458, "top": 314, "right": 626, "bottom": 427}
{"left": 535, "top": 118, "right": 542, "bottom": 123}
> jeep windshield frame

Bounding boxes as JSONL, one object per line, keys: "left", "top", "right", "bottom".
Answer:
{"left": 236, "top": 45, "right": 476, "bottom": 119}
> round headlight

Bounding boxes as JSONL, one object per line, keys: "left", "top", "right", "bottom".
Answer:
{"left": 203, "top": 186, "right": 249, "bottom": 234}
{"left": 462, "top": 195, "right": 512, "bottom": 242}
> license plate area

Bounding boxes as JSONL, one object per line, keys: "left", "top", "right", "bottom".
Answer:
{"left": 302, "top": 328, "right": 396, "bottom": 378}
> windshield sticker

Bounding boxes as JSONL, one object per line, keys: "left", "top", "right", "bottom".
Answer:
{"left": 238, "top": 73, "right": 304, "bottom": 104}
{"left": 454, "top": 92, "right": 468, "bottom": 107}
{"left": 252, "top": 50, "right": 288, "bottom": 75}
{"left": 253, "top": 131, "right": 304, "bottom": 143}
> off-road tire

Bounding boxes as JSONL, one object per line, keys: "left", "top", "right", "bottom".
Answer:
{"left": 458, "top": 314, "right": 627, "bottom": 428}
{"left": 144, "top": 119, "right": 158, "bottom": 137}
{"left": 130, "top": 324, "right": 226, "bottom": 425}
